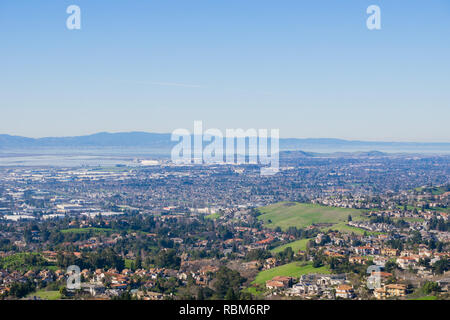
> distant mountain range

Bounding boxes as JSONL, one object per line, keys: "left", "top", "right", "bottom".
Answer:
{"left": 0, "top": 132, "right": 449, "bottom": 154}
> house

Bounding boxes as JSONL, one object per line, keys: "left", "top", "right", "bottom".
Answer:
{"left": 324, "top": 250, "right": 345, "bottom": 258}
{"left": 110, "top": 283, "right": 127, "bottom": 290}
{"left": 349, "top": 256, "right": 367, "bottom": 264}
{"left": 264, "top": 258, "right": 277, "bottom": 270}
{"left": 121, "top": 269, "right": 131, "bottom": 275}
{"left": 437, "top": 278, "right": 450, "bottom": 292}
{"left": 199, "top": 265, "right": 219, "bottom": 275}
{"left": 271, "top": 276, "right": 294, "bottom": 287}
{"left": 315, "top": 233, "right": 325, "bottom": 244}
{"left": 374, "top": 287, "right": 388, "bottom": 299}
{"left": 400, "top": 250, "right": 415, "bottom": 257}
{"left": 266, "top": 280, "right": 286, "bottom": 290}
{"left": 355, "top": 246, "right": 378, "bottom": 256}
{"left": 242, "top": 260, "right": 260, "bottom": 270}
{"left": 177, "top": 272, "right": 188, "bottom": 281}
{"left": 289, "top": 282, "right": 320, "bottom": 296}
{"left": 0, "top": 287, "right": 10, "bottom": 296}
{"left": 81, "top": 283, "right": 106, "bottom": 296}
{"left": 370, "top": 271, "right": 393, "bottom": 285}
{"left": 385, "top": 284, "right": 407, "bottom": 297}
{"left": 335, "top": 284, "right": 355, "bottom": 299}
{"left": 397, "top": 256, "right": 418, "bottom": 269}
{"left": 136, "top": 291, "right": 165, "bottom": 300}
{"left": 317, "top": 274, "right": 346, "bottom": 286}
{"left": 194, "top": 274, "right": 209, "bottom": 286}
{"left": 381, "top": 248, "right": 399, "bottom": 257}
{"left": 266, "top": 276, "right": 293, "bottom": 290}
{"left": 419, "top": 248, "right": 433, "bottom": 258}
{"left": 373, "top": 256, "right": 389, "bottom": 267}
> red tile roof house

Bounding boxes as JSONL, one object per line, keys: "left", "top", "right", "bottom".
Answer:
{"left": 272, "top": 276, "right": 294, "bottom": 287}
{"left": 396, "top": 256, "right": 418, "bottom": 269}
{"left": 335, "top": 284, "right": 355, "bottom": 299}
{"left": 349, "top": 256, "right": 367, "bottom": 264}
{"left": 355, "top": 246, "right": 379, "bottom": 256}
{"left": 110, "top": 283, "right": 128, "bottom": 290}
{"left": 266, "top": 280, "right": 286, "bottom": 290}
{"left": 266, "top": 276, "right": 294, "bottom": 290}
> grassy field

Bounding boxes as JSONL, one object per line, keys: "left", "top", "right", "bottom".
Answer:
{"left": 397, "top": 204, "right": 450, "bottom": 214}
{"left": 205, "top": 213, "right": 221, "bottom": 220}
{"left": 243, "top": 286, "right": 265, "bottom": 297}
{"left": 327, "top": 221, "right": 383, "bottom": 236}
{"left": 257, "top": 202, "right": 366, "bottom": 231}
{"left": 252, "top": 262, "right": 330, "bottom": 285}
{"left": 328, "top": 222, "right": 367, "bottom": 235}
{"left": 410, "top": 295, "right": 437, "bottom": 300}
{"left": 27, "top": 290, "right": 61, "bottom": 300}
{"left": 60, "top": 227, "right": 115, "bottom": 234}
{"left": 0, "top": 253, "right": 51, "bottom": 272}
{"left": 271, "top": 239, "right": 310, "bottom": 253}
{"left": 398, "top": 217, "right": 425, "bottom": 223}
{"left": 414, "top": 186, "right": 448, "bottom": 196}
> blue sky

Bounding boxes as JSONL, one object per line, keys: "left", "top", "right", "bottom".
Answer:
{"left": 0, "top": 0, "right": 449, "bottom": 141}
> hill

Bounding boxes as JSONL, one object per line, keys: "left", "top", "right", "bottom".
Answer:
{"left": 270, "top": 238, "right": 310, "bottom": 253}
{"left": 257, "top": 202, "right": 365, "bottom": 231}
{"left": 1, "top": 132, "right": 449, "bottom": 154}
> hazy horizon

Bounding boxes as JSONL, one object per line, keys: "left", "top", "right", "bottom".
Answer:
{"left": 1, "top": 130, "right": 450, "bottom": 144}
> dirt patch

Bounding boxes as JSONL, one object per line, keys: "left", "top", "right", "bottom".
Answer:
{"left": 312, "top": 223, "right": 334, "bottom": 228}
{"left": 283, "top": 202, "right": 297, "bottom": 207}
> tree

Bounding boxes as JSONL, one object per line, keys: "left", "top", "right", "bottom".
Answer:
{"left": 433, "top": 258, "right": 449, "bottom": 275}
{"left": 134, "top": 255, "right": 142, "bottom": 269}
{"left": 384, "top": 261, "right": 397, "bottom": 273}
{"left": 213, "top": 267, "right": 245, "bottom": 299}
{"left": 225, "top": 287, "right": 237, "bottom": 300}
{"left": 154, "top": 249, "right": 181, "bottom": 269}
{"left": 276, "top": 247, "right": 294, "bottom": 264}
{"left": 422, "top": 281, "right": 440, "bottom": 295}
{"left": 312, "top": 256, "right": 324, "bottom": 268}
{"left": 112, "top": 290, "right": 134, "bottom": 300}
{"left": 245, "top": 249, "right": 271, "bottom": 262}
{"left": 8, "top": 280, "right": 35, "bottom": 298}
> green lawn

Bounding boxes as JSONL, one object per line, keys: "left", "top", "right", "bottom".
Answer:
{"left": 252, "top": 262, "right": 330, "bottom": 285}
{"left": 398, "top": 217, "right": 425, "bottom": 223}
{"left": 243, "top": 286, "right": 265, "bottom": 297}
{"left": 431, "top": 207, "right": 450, "bottom": 214}
{"left": 327, "top": 221, "right": 383, "bottom": 236}
{"left": 0, "top": 253, "right": 51, "bottom": 272}
{"left": 415, "top": 186, "right": 447, "bottom": 196}
{"left": 125, "top": 259, "right": 134, "bottom": 269}
{"left": 257, "top": 202, "right": 365, "bottom": 231}
{"left": 27, "top": 290, "right": 61, "bottom": 300}
{"left": 410, "top": 295, "right": 437, "bottom": 300}
{"left": 271, "top": 239, "right": 310, "bottom": 253}
{"left": 205, "top": 213, "right": 220, "bottom": 220}
{"left": 60, "top": 227, "right": 115, "bottom": 234}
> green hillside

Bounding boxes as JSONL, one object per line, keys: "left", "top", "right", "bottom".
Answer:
{"left": 252, "top": 262, "right": 330, "bottom": 285}
{"left": 257, "top": 202, "right": 366, "bottom": 231}
{"left": 271, "top": 238, "right": 310, "bottom": 253}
